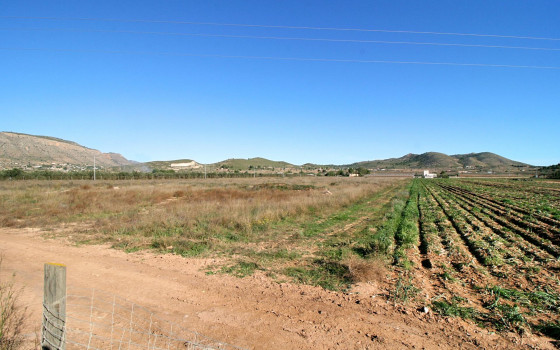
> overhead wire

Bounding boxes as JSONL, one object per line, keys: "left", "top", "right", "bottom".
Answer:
{"left": 1, "top": 47, "right": 559, "bottom": 69}
{"left": 2, "top": 15, "right": 560, "bottom": 41}
{"left": 2, "top": 27, "right": 560, "bottom": 52}
{"left": 2, "top": 16, "right": 559, "bottom": 70}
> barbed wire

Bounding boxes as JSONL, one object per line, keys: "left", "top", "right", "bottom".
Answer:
{"left": 41, "top": 287, "right": 245, "bottom": 350}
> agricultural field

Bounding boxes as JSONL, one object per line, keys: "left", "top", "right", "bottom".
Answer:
{"left": 1, "top": 176, "right": 560, "bottom": 348}
{"left": 409, "top": 179, "right": 560, "bottom": 338}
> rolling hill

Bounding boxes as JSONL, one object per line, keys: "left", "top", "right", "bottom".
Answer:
{"left": 349, "top": 152, "right": 531, "bottom": 171}
{"left": 0, "top": 132, "right": 134, "bottom": 170}
{"left": 1, "top": 132, "right": 535, "bottom": 174}
{"left": 213, "top": 157, "right": 294, "bottom": 171}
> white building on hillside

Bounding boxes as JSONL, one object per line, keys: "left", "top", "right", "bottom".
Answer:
{"left": 423, "top": 170, "right": 436, "bottom": 179}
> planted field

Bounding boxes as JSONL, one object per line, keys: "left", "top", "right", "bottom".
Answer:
{"left": 2, "top": 176, "right": 560, "bottom": 346}
{"left": 401, "top": 179, "right": 560, "bottom": 338}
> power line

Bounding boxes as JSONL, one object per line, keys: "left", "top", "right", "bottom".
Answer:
{"left": 3, "top": 27, "right": 560, "bottom": 52}
{"left": 2, "top": 46, "right": 559, "bottom": 69}
{"left": 2, "top": 15, "right": 560, "bottom": 42}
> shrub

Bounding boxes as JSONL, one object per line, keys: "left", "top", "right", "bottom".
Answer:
{"left": 0, "top": 258, "right": 26, "bottom": 350}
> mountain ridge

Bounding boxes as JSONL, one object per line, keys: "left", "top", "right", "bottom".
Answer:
{"left": 347, "top": 151, "right": 530, "bottom": 171}
{"left": 0, "top": 131, "right": 134, "bottom": 170}
{"left": 0, "top": 132, "right": 536, "bottom": 172}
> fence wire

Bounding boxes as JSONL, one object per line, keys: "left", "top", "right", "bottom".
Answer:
{"left": 42, "top": 287, "right": 245, "bottom": 350}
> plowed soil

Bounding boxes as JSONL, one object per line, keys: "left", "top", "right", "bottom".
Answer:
{"left": 2, "top": 228, "right": 557, "bottom": 349}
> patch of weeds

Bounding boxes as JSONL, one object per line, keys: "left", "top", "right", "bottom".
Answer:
{"left": 439, "top": 271, "right": 456, "bottom": 282}
{"left": 112, "top": 239, "right": 143, "bottom": 253}
{"left": 438, "top": 265, "right": 457, "bottom": 282}
{"left": 124, "top": 246, "right": 142, "bottom": 253}
{"left": 216, "top": 229, "right": 251, "bottom": 243}
{"left": 150, "top": 225, "right": 185, "bottom": 238}
{"left": 490, "top": 302, "right": 527, "bottom": 333}
{"left": 535, "top": 321, "right": 560, "bottom": 340}
{"left": 221, "top": 232, "right": 242, "bottom": 242}
{"left": 331, "top": 212, "right": 351, "bottom": 222}
{"left": 391, "top": 274, "right": 419, "bottom": 303}
{"left": 221, "top": 261, "right": 260, "bottom": 278}
{"left": 283, "top": 259, "right": 351, "bottom": 291}
{"left": 302, "top": 192, "right": 385, "bottom": 238}
{"left": 483, "top": 255, "right": 503, "bottom": 267}
{"left": 0, "top": 257, "right": 27, "bottom": 350}
{"left": 255, "top": 249, "right": 302, "bottom": 262}
{"left": 432, "top": 297, "right": 478, "bottom": 320}
{"left": 359, "top": 197, "right": 406, "bottom": 256}
{"left": 451, "top": 262, "right": 468, "bottom": 271}
{"left": 483, "top": 285, "right": 559, "bottom": 314}
{"left": 392, "top": 248, "right": 410, "bottom": 268}
{"left": 154, "top": 239, "right": 210, "bottom": 257}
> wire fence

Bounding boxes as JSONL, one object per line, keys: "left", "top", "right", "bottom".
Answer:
{"left": 42, "top": 286, "right": 245, "bottom": 350}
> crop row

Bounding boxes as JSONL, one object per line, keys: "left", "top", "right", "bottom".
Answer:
{"left": 407, "top": 180, "right": 560, "bottom": 336}
{"left": 445, "top": 179, "right": 560, "bottom": 222}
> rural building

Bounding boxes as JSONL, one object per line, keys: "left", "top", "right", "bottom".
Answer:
{"left": 423, "top": 170, "right": 437, "bottom": 179}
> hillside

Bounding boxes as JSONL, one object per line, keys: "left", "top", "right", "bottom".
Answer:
{"left": 1, "top": 131, "right": 536, "bottom": 174}
{"left": 349, "top": 152, "right": 532, "bottom": 171}
{"left": 213, "top": 157, "right": 294, "bottom": 171}
{"left": 0, "top": 131, "right": 134, "bottom": 170}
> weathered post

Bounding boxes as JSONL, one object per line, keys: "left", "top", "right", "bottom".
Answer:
{"left": 42, "top": 263, "right": 66, "bottom": 350}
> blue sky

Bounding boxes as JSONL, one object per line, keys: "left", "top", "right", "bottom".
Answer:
{"left": 1, "top": 1, "right": 559, "bottom": 165}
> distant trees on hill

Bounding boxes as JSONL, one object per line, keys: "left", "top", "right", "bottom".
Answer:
{"left": 539, "top": 164, "right": 560, "bottom": 179}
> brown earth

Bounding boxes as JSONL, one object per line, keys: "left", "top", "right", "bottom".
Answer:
{"left": 1, "top": 228, "right": 556, "bottom": 350}
{"left": 0, "top": 131, "right": 131, "bottom": 168}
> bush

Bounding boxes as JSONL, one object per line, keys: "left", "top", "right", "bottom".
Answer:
{"left": 0, "top": 258, "right": 26, "bottom": 350}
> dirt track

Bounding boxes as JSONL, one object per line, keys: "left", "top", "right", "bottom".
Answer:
{"left": 1, "top": 228, "right": 555, "bottom": 349}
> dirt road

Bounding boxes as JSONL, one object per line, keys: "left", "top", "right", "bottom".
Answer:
{"left": 0, "top": 228, "right": 554, "bottom": 349}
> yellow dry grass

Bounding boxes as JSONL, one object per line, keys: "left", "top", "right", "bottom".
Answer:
{"left": 0, "top": 177, "right": 406, "bottom": 259}
{"left": 1, "top": 177, "right": 398, "bottom": 227}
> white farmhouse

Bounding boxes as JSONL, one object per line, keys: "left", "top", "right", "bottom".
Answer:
{"left": 423, "top": 170, "right": 436, "bottom": 179}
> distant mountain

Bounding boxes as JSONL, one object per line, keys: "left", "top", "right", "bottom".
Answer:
{"left": 348, "top": 152, "right": 531, "bottom": 170}
{"left": 0, "top": 132, "right": 134, "bottom": 169}
{"left": 451, "top": 152, "right": 528, "bottom": 168}
{"left": 1, "top": 131, "right": 535, "bottom": 174}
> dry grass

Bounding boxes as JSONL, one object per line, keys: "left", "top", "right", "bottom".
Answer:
{"left": 0, "top": 257, "right": 26, "bottom": 350}
{"left": 0, "top": 177, "right": 402, "bottom": 236}
{"left": 0, "top": 177, "right": 408, "bottom": 289}
{"left": 345, "top": 255, "right": 388, "bottom": 284}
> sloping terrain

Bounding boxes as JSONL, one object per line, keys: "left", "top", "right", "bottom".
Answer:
{"left": 213, "top": 157, "right": 294, "bottom": 171}
{"left": 0, "top": 132, "right": 133, "bottom": 169}
{"left": 349, "top": 152, "right": 531, "bottom": 171}
{"left": 1, "top": 131, "right": 534, "bottom": 173}
{"left": 452, "top": 152, "right": 529, "bottom": 168}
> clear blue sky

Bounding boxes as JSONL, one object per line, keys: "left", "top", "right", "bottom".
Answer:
{"left": 1, "top": 1, "right": 559, "bottom": 166}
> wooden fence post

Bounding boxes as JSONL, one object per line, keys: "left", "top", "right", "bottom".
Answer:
{"left": 42, "top": 263, "right": 66, "bottom": 350}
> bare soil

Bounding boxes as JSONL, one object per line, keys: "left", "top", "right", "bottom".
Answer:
{"left": 1, "top": 228, "right": 556, "bottom": 350}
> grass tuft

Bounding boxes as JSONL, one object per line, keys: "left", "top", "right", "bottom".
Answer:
{"left": 0, "top": 258, "right": 27, "bottom": 350}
